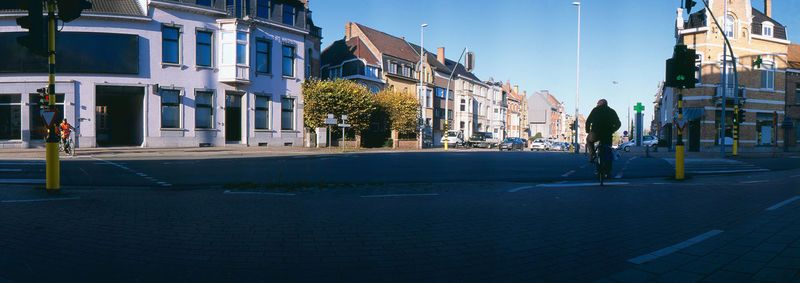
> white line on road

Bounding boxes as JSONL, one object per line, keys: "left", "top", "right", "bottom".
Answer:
{"left": 0, "top": 169, "right": 23, "bottom": 172}
{"left": 740, "top": 180, "right": 767, "bottom": 184}
{"left": 615, "top": 172, "right": 623, "bottom": 179}
{"left": 508, "top": 186, "right": 534, "bottom": 193}
{"left": 223, "top": 190, "right": 296, "bottom": 196}
{"left": 137, "top": 173, "right": 147, "bottom": 177}
{"left": 0, "top": 179, "right": 46, "bottom": 184}
{"left": 1, "top": 197, "right": 80, "bottom": 203}
{"left": 536, "top": 182, "right": 629, "bottom": 188}
{"left": 561, "top": 170, "right": 575, "bottom": 177}
{"left": 360, "top": 193, "right": 439, "bottom": 198}
{"left": 628, "top": 230, "right": 724, "bottom": 264}
{"left": 689, "top": 169, "right": 770, "bottom": 174}
{"left": 766, "top": 196, "right": 800, "bottom": 211}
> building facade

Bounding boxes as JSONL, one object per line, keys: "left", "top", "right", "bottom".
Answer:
{"left": 0, "top": 0, "right": 320, "bottom": 149}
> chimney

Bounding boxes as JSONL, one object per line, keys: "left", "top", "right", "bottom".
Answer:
{"left": 765, "top": 0, "right": 772, "bottom": 17}
{"left": 345, "top": 22, "right": 353, "bottom": 39}
{"left": 514, "top": 85, "right": 519, "bottom": 94}
{"left": 437, "top": 47, "right": 445, "bottom": 65}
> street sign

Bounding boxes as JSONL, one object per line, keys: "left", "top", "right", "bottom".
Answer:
{"left": 324, "top": 118, "right": 338, "bottom": 125}
{"left": 623, "top": 131, "right": 628, "bottom": 136}
{"left": 338, "top": 123, "right": 351, "bottom": 128}
{"left": 327, "top": 114, "right": 334, "bottom": 119}
{"left": 341, "top": 115, "right": 347, "bottom": 120}
{"left": 674, "top": 118, "right": 687, "bottom": 132}
{"left": 41, "top": 109, "right": 58, "bottom": 128}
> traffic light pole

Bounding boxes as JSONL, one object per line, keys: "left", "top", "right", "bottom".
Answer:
{"left": 45, "top": 0, "right": 59, "bottom": 191}
{"left": 676, "top": 88, "right": 685, "bottom": 180}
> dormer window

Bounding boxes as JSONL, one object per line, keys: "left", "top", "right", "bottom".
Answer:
{"left": 283, "top": 5, "right": 295, "bottom": 26}
{"left": 762, "top": 22, "right": 774, "bottom": 37}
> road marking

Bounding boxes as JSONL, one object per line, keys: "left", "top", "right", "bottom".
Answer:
{"left": 508, "top": 186, "right": 534, "bottom": 193}
{"left": 0, "top": 162, "right": 45, "bottom": 165}
{"left": 1, "top": 197, "right": 80, "bottom": 203}
{"left": 536, "top": 182, "right": 629, "bottom": 188}
{"left": 628, "top": 230, "right": 723, "bottom": 264}
{"left": 689, "top": 169, "right": 770, "bottom": 174}
{"left": 91, "top": 157, "right": 170, "bottom": 188}
{"left": 653, "top": 183, "right": 666, "bottom": 185}
{"left": 137, "top": 173, "right": 147, "bottom": 177}
{"left": 0, "top": 179, "right": 46, "bottom": 184}
{"left": 561, "top": 170, "right": 575, "bottom": 177}
{"left": 741, "top": 180, "right": 767, "bottom": 184}
{"left": 0, "top": 169, "right": 23, "bottom": 172}
{"left": 766, "top": 196, "right": 800, "bottom": 211}
{"left": 360, "top": 193, "right": 439, "bottom": 198}
{"left": 615, "top": 172, "right": 623, "bottom": 179}
{"left": 223, "top": 190, "right": 296, "bottom": 196}
{"left": 789, "top": 156, "right": 800, "bottom": 159}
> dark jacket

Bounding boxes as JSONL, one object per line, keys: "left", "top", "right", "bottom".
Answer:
{"left": 585, "top": 104, "right": 621, "bottom": 138}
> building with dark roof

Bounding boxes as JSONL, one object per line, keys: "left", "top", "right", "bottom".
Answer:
{"left": 0, "top": 0, "right": 321, "bottom": 148}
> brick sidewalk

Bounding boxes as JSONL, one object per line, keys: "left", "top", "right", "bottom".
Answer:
{"left": 603, "top": 194, "right": 800, "bottom": 282}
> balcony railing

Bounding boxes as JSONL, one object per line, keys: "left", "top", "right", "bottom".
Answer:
{"left": 715, "top": 85, "right": 745, "bottom": 100}
{"left": 219, "top": 65, "right": 250, "bottom": 84}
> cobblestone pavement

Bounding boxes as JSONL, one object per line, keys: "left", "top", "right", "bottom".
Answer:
{"left": 1, "top": 168, "right": 800, "bottom": 282}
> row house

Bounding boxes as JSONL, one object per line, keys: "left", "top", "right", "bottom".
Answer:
{"left": 448, "top": 60, "right": 489, "bottom": 140}
{"left": 504, "top": 82, "right": 524, "bottom": 138}
{"left": 528, "top": 90, "right": 564, "bottom": 141}
{"left": 412, "top": 45, "right": 453, "bottom": 145}
{"left": 485, "top": 78, "right": 508, "bottom": 140}
{"left": 0, "top": 0, "right": 321, "bottom": 149}
{"left": 786, "top": 44, "right": 800, "bottom": 148}
{"left": 663, "top": 0, "right": 790, "bottom": 151}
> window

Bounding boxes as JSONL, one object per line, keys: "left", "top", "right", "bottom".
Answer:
{"left": 255, "top": 95, "right": 270, "bottom": 129}
{"left": 161, "top": 89, "right": 181, "bottom": 128}
{"left": 196, "top": 31, "right": 212, "bottom": 67}
{"left": 281, "top": 97, "right": 294, "bottom": 130}
{"left": 236, "top": 32, "right": 247, "bottom": 65}
{"left": 29, "top": 94, "right": 64, "bottom": 140}
{"left": 196, "top": 0, "right": 212, "bottom": 6}
{"left": 388, "top": 63, "right": 397, "bottom": 74}
{"left": 282, "top": 4, "right": 295, "bottom": 26}
{"left": 459, "top": 121, "right": 464, "bottom": 129}
{"left": 724, "top": 15, "right": 736, "bottom": 38}
{"left": 282, "top": 45, "right": 295, "bottom": 77}
{"left": 460, "top": 99, "right": 466, "bottom": 111}
{"left": 447, "top": 110, "right": 452, "bottom": 119}
{"left": 162, "top": 26, "right": 180, "bottom": 64}
{"left": 426, "top": 89, "right": 431, "bottom": 107}
{"left": 256, "top": 39, "right": 270, "bottom": 73}
{"left": 0, "top": 94, "right": 21, "bottom": 140}
{"left": 370, "top": 85, "right": 380, "bottom": 93}
{"left": 195, "top": 91, "right": 213, "bottom": 129}
{"left": 760, "top": 61, "right": 774, "bottom": 89}
{"left": 695, "top": 53, "right": 702, "bottom": 83}
{"left": 365, "top": 66, "right": 379, "bottom": 78}
{"left": 305, "top": 48, "right": 312, "bottom": 78}
{"left": 402, "top": 65, "right": 410, "bottom": 77}
{"left": 796, "top": 84, "right": 800, "bottom": 105}
{"left": 763, "top": 22, "right": 773, "bottom": 37}
{"left": 435, "top": 88, "right": 444, "bottom": 98}
{"left": 256, "top": 0, "right": 269, "bottom": 18}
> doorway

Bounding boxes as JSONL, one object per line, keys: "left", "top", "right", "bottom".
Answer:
{"left": 95, "top": 85, "right": 144, "bottom": 147}
{"left": 225, "top": 91, "right": 242, "bottom": 143}
{"left": 689, "top": 119, "right": 701, "bottom": 152}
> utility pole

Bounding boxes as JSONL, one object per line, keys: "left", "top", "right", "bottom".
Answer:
{"left": 418, "top": 23, "right": 428, "bottom": 149}
{"left": 444, "top": 48, "right": 466, "bottom": 151}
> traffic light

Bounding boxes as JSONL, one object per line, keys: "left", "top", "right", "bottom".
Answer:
{"left": 665, "top": 45, "right": 698, "bottom": 89}
{"left": 738, "top": 109, "right": 745, "bottom": 123}
{"left": 684, "top": 0, "right": 697, "bottom": 13}
{"left": 36, "top": 87, "right": 48, "bottom": 106}
{"left": 57, "top": 0, "right": 92, "bottom": 23}
{"left": 15, "top": 0, "right": 47, "bottom": 57}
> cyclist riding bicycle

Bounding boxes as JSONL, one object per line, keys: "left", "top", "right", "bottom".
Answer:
{"left": 585, "top": 99, "right": 621, "bottom": 164}
{"left": 59, "top": 119, "right": 74, "bottom": 147}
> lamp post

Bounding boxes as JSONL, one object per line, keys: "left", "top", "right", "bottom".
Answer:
{"left": 418, "top": 23, "right": 428, "bottom": 149}
{"left": 572, "top": 1, "right": 581, "bottom": 153}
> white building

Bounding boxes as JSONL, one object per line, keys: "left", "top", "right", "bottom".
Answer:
{"left": 485, "top": 78, "right": 507, "bottom": 139}
{"left": 0, "top": 0, "right": 321, "bottom": 149}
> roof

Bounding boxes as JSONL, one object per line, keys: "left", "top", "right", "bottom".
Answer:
{"left": 751, "top": 8, "right": 786, "bottom": 40}
{"left": 789, "top": 44, "right": 800, "bottom": 69}
{"left": 321, "top": 37, "right": 379, "bottom": 67}
{"left": 546, "top": 94, "right": 561, "bottom": 108}
{"left": 444, "top": 58, "right": 481, "bottom": 83}
{"left": 1, "top": 0, "right": 144, "bottom": 16}
{"left": 408, "top": 44, "right": 450, "bottom": 72}
{"left": 354, "top": 23, "right": 419, "bottom": 62}
{"left": 684, "top": 10, "right": 706, "bottom": 29}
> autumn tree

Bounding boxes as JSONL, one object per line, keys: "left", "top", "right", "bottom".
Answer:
{"left": 302, "top": 79, "right": 375, "bottom": 134}
{"left": 373, "top": 89, "right": 420, "bottom": 135}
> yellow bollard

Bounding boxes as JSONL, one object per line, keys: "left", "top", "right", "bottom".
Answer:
{"left": 675, "top": 145, "right": 684, "bottom": 180}
{"left": 46, "top": 141, "right": 59, "bottom": 190}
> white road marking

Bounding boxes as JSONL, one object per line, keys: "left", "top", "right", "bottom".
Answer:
{"left": 740, "top": 180, "right": 767, "bottom": 184}
{"left": 0, "top": 179, "right": 46, "bottom": 184}
{"left": 615, "top": 173, "right": 623, "bottom": 179}
{"left": 628, "top": 230, "right": 724, "bottom": 264}
{"left": 0, "top": 169, "right": 23, "bottom": 172}
{"left": 561, "top": 170, "right": 575, "bottom": 177}
{"left": 689, "top": 169, "right": 770, "bottom": 174}
{"left": 360, "top": 193, "right": 439, "bottom": 198}
{"left": 0, "top": 162, "right": 45, "bottom": 166}
{"left": 508, "top": 186, "right": 534, "bottom": 193}
{"left": 536, "top": 182, "right": 629, "bottom": 188}
{"left": 766, "top": 196, "right": 800, "bottom": 211}
{"left": 137, "top": 173, "right": 147, "bottom": 177}
{"left": 1, "top": 197, "right": 80, "bottom": 203}
{"left": 223, "top": 190, "right": 296, "bottom": 196}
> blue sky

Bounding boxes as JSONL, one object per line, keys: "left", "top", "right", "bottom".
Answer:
{"left": 309, "top": 0, "right": 800, "bottom": 126}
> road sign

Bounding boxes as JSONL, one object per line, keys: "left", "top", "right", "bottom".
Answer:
{"left": 41, "top": 109, "right": 58, "bottom": 128}
{"left": 674, "top": 118, "right": 687, "bottom": 132}
{"left": 634, "top": 102, "right": 645, "bottom": 114}
{"left": 623, "top": 130, "right": 628, "bottom": 136}
{"left": 341, "top": 115, "right": 347, "bottom": 120}
{"left": 338, "top": 123, "right": 351, "bottom": 128}
{"left": 327, "top": 114, "right": 334, "bottom": 119}
{"left": 324, "top": 118, "right": 338, "bottom": 125}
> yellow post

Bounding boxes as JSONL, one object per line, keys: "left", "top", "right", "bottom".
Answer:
{"left": 675, "top": 88, "right": 685, "bottom": 180}
{"left": 444, "top": 121, "right": 448, "bottom": 151}
{"left": 45, "top": 0, "right": 59, "bottom": 191}
{"left": 732, "top": 104, "right": 739, "bottom": 156}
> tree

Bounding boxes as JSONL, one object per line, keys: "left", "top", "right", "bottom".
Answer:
{"left": 302, "top": 79, "right": 375, "bottom": 133}
{"left": 532, "top": 132, "right": 543, "bottom": 140}
{"left": 373, "top": 89, "right": 420, "bottom": 135}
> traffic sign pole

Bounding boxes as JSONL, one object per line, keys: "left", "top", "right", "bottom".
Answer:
{"left": 676, "top": 89, "right": 684, "bottom": 180}
{"left": 45, "top": 0, "right": 59, "bottom": 191}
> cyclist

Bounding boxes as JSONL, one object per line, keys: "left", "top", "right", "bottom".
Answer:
{"left": 59, "top": 119, "right": 74, "bottom": 151}
{"left": 585, "top": 99, "right": 621, "bottom": 164}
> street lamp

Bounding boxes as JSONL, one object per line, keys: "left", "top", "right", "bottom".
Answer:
{"left": 418, "top": 23, "right": 428, "bottom": 149}
{"left": 572, "top": 1, "right": 581, "bottom": 153}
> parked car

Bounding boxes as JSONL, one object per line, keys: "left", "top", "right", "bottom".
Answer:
{"left": 530, "top": 138, "right": 551, "bottom": 151}
{"left": 498, "top": 137, "right": 525, "bottom": 151}
{"left": 466, "top": 132, "right": 500, "bottom": 148}
{"left": 550, "top": 142, "right": 566, "bottom": 151}
{"left": 615, "top": 135, "right": 659, "bottom": 152}
{"left": 440, "top": 130, "right": 464, "bottom": 147}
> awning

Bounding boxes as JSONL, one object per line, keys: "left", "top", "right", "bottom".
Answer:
{"left": 680, "top": 107, "right": 705, "bottom": 121}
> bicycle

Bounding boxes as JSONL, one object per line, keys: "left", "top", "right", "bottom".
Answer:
{"left": 595, "top": 144, "right": 614, "bottom": 186}
{"left": 58, "top": 125, "right": 78, "bottom": 157}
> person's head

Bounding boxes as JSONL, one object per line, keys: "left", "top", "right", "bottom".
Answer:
{"left": 63, "top": 119, "right": 67, "bottom": 123}
{"left": 597, "top": 99, "right": 608, "bottom": 107}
